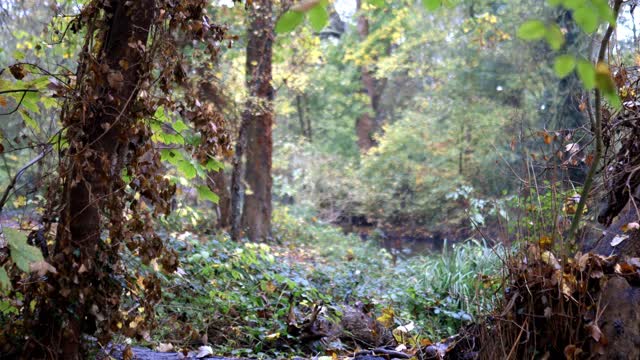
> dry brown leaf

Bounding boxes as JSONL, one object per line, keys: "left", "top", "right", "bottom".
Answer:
{"left": 615, "top": 263, "right": 636, "bottom": 275}
{"left": 29, "top": 261, "right": 57, "bottom": 276}
{"left": 585, "top": 322, "right": 603, "bottom": 342}
{"left": 123, "top": 345, "right": 134, "bottom": 360}
{"left": 291, "top": 0, "right": 323, "bottom": 12}
{"left": 564, "top": 344, "right": 583, "bottom": 360}
{"left": 78, "top": 263, "right": 88, "bottom": 274}
{"left": 576, "top": 252, "right": 589, "bottom": 272}
{"left": 542, "top": 251, "right": 561, "bottom": 270}
{"left": 622, "top": 222, "right": 640, "bottom": 232}
{"left": 541, "top": 131, "right": 555, "bottom": 144}
{"left": 585, "top": 153, "right": 594, "bottom": 166}
{"left": 565, "top": 143, "right": 580, "bottom": 156}
{"left": 561, "top": 273, "right": 577, "bottom": 298}
{"left": 107, "top": 71, "right": 124, "bottom": 90}
{"left": 9, "top": 64, "right": 26, "bottom": 80}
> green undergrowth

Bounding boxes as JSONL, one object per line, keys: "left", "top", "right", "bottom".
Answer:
{"left": 139, "top": 207, "right": 505, "bottom": 358}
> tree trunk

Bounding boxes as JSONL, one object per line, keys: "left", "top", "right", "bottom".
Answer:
{"left": 197, "top": 75, "right": 232, "bottom": 230}
{"left": 240, "top": 0, "right": 274, "bottom": 242}
{"left": 209, "top": 169, "right": 231, "bottom": 229}
{"left": 26, "top": 1, "right": 154, "bottom": 358}
{"left": 296, "top": 94, "right": 309, "bottom": 139}
{"left": 230, "top": 115, "right": 247, "bottom": 241}
{"left": 355, "top": 0, "right": 386, "bottom": 152}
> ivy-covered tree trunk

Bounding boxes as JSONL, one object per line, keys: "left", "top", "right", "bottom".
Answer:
{"left": 239, "top": 0, "right": 274, "bottom": 242}
{"left": 197, "top": 75, "right": 232, "bottom": 229}
{"left": 26, "top": 1, "right": 155, "bottom": 358}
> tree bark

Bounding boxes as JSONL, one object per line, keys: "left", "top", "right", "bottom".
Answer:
{"left": 209, "top": 168, "right": 231, "bottom": 229}
{"left": 239, "top": 0, "right": 274, "bottom": 242}
{"left": 355, "top": 0, "right": 386, "bottom": 152}
{"left": 197, "top": 76, "right": 232, "bottom": 230}
{"left": 230, "top": 115, "right": 247, "bottom": 241}
{"left": 26, "top": 1, "right": 155, "bottom": 358}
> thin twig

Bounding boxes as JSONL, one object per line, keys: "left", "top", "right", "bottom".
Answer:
{"left": 0, "top": 146, "right": 52, "bottom": 214}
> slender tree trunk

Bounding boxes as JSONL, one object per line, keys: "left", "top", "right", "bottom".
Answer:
{"left": 296, "top": 94, "right": 308, "bottom": 139}
{"left": 25, "top": 1, "right": 154, "bottom": 358}
{"left": 240, "top": 0, "right": 274, "bottom": 242}
{"left": 230, "top": 117, "right": 247, "bottom": 241}
{"left": 355, "top": 0, "right": 386, "bottom": 152}
{"left": 305, "top": 94, "right": 313, "bottom": 141}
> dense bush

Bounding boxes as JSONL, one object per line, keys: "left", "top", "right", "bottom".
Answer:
{"left": 273, "top": 103, "right": 514, "bottom": 234}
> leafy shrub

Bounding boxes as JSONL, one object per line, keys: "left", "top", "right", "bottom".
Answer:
{"left": 272, "top": 100, "right": 514, "bottom": 234}
{"left": 400, "top": 239, "right": 505, "bottom": 337}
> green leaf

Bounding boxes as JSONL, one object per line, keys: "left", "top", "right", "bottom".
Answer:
{"left": 308, "top": 5, "right": 329, "bottom": 32}
{"left": 595, "top": 62, "right": 615, "bottom": 93}
{"left": 592, "top": 0, "right": 615, "bottom": 24}
{"left": 177, "top": 160, "right": 197, "bottom": 179}
{"left": 368, "top": 0, "right": 384, "bottom": 7}
{"left": 562, "top": 0, "right": 586, "bottom": 10}
{"left": 545, "top": 24, "right": 565, "bottom": 50}
{"left": 5, "top": 228, "right": 43, "bottom": 273}
{"left": 121, "top": 168, "right": 132, "bottom": 184}
{"left": 13, "top": 50, "right": 25, "bottom": 61}
{"left": 554, "top": 55, "right": 576, "bottom": 78}
{"left": 0, "top": 300, "right": 18, "bottom": 315}
{"left": 275, "top": 11, "right": 305, "bottom": 34}
{"left": 205, "top": 158, "right": 224, "bottom": 171}
{"left": 603, "top": 90, "right": 622, "bottom": 109}
{"left": 19, "top": 109, "right": 38, "bottom": 131}
{"left": 160, "top": 149, "right": 185, "bottom": 166}
{"left": 197, "top": 185, "right": 220, "bottom": 204}
{"left": 0, "top": 267, "right": 10, "bottom": 292}
{"left": 595, "top": 62, "right": 621, "bottom": 109}
{"left": 517, "top": 20, "right": 546, "bottom": 40}
{"left": 173, "top": 120, "right": 189, "bottom": 133}
{"left": 422, "top": 0, "right": 441, "bottom": 11}
{"left": 30, "top": 76, "right": 50, "bottom": 90}
{"left": 41, "top": 97, "right": 57, "bottom": 110}
{"left": 577, "top": 59, "right": 596, "bottom": 89}
{"left": 21, "top": 91, "right": 40, "bottom": 114}
{"left": 154, "top": 106, "right": 170, "bottom": 122}
{"left": 574, "top": 6, "right": 599, "bottom": 33}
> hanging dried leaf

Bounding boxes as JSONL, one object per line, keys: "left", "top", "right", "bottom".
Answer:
{"left": 107, "top": 71, "right": 124, "bottom": 90}
{"left": 9, "top": 64, "right": 26, "bottom": 80}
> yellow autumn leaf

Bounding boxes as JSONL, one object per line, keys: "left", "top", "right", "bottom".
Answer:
{"left": 377, "top": 306, "right": 395, "bottom": 328}
{"left": 265, "top": 332, "right": 280, "bottom": 340}
{"left": 538, "top": 235, "right": 552, "bottom": 249}
{"left": 12, "top": 195, "right": 27, "bottom": 207}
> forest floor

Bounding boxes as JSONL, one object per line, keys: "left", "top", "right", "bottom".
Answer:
{"left": 99, "top": 207, "right": 502, "bottom": 359}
